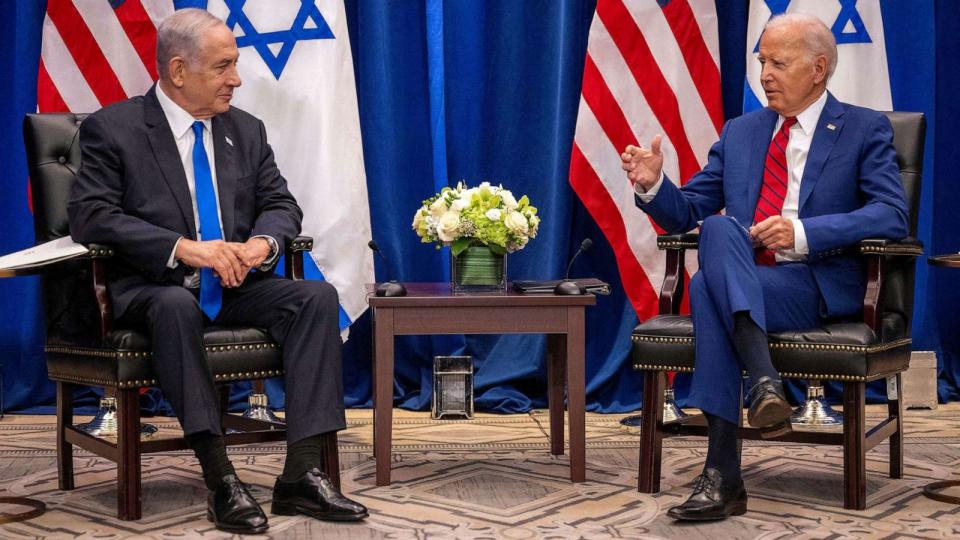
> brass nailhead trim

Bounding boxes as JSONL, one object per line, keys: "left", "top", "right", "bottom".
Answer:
{"left": 631, "top": 364, "right": 695, "bottom": 373}
{"left": 631, "top": 335, "right": 693, "bottom": 345}
{"left": 656, "top": 241, "right": 698, "bottom": 250}
{"left": 860, "top": 245, "right": 923, "bottom": 256}
{"left": 631, "top": 335, "right": 911, "bottom": 354}
{"left": 203, "top": 342, "right": 275, "bottom": 353}
{"left": 766, "top": 337, "right": 912, "bottom": 354}
{"left": 45, "top": 346, "right": 116, "bottom": 358}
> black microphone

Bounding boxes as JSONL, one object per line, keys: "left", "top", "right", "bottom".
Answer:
{"left": 555, "top": 238, "right": 593, "bottom": 295}
{"left": 368, "top": 240, "right": 407, "bottom": 297}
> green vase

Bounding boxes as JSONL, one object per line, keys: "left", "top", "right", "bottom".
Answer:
{"left": 451, "top": 245, "right": 507, "bottom": 292}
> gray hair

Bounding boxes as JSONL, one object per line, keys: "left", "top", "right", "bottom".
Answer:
{"left": 156, "top": 8, "right": 225, "bottom": 80}
{"left": 765, "top": 13, "right": 838, "bottom": 80}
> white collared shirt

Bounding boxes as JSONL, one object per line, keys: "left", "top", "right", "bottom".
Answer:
{"left": 636, "top": 90, "right": 829, "bottom": 261}
{"left": 156, "top": 83, "right": 225, "bottom": 244}
{"left": 156, "top": 84, "right": 277, "bottom": 282}
{"left": 772, "top": 90, "right": 827, "bottom": 260}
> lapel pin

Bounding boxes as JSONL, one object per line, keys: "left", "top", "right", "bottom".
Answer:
{"left": 826, "top": 123, "right": 836, "bottom": 131}
{"left": 225, "top": 136, "right": 234, "bottom": 146}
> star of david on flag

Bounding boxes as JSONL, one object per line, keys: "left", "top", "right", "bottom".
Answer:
{"left": 223, "top": 0, "right": 334, "bottom": 80}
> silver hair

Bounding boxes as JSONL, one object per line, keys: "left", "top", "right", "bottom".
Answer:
{"left": 155, "top": 8, "right": 224, "bottom": 80}
{"left": 765, "top": 13, "right": 838, "bottom": 80}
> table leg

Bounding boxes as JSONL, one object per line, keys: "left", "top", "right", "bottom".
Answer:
{"left": 566, "top": 307, "right": 586, "bottom": 483}
{"left": 373, "top": 308, "right": 395, "bottom": 486}
{"left": 547, "top": 334, "right": 566, "bottom": 456}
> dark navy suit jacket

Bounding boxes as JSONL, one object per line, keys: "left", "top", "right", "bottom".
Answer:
{"left": 68, "top": 85, "right": 303, "bottom": 318}
{"left": 637, "top": 93, "right": 908, "bottom": 319}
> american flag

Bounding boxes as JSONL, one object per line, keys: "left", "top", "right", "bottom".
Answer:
{"left": 37, "top": 0, "right": 173, "bottom": 114}
{"left": 569, "top": 0, "right": 722, "bottom": 321}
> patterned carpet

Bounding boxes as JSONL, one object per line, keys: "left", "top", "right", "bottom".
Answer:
{"left": 1, "top": 405, "right": 960, "bottom": 539}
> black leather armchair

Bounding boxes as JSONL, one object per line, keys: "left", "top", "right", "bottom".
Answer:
{"left": 19, "top": 113, "right": 339, "bottom": 520}
{"left": 631, "top": 112, "right": 925, "bottom": 510}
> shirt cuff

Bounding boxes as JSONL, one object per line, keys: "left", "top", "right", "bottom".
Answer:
{"left": 634, "top": 171, "right": 665, "bottom": 203}
{"left": 167, "top": 237, "right": 183, "bottom": 269}
{"left": 792, "top": 218, "right": 809, "bottom": 254}
{"left": 253, "top": 235, "right": 279, "bottom": 270}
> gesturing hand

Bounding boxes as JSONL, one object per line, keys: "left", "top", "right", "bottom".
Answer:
{"left": 174, "top": 239, "right": 247, "bottom": 287}
{"left": 621, "top": 135, "right": 664, "bottom": 192}
{"left": 749, "top": 216, "right": 795, "bottom": 251}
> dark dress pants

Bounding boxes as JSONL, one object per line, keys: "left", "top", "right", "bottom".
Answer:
{"left": 119, "top": 276, "right": 345, "bottom": 443}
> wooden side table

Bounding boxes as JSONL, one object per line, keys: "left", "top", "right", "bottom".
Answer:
{"left": 368, "top": 283, "right": 596, "bottom": 486}
{"left": 924, "top": 254, "right": 960, "bottom": 504}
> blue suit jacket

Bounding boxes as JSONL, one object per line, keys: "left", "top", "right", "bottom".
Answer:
{"left": 637, "top": 93, "right": 909, "bottom": 319}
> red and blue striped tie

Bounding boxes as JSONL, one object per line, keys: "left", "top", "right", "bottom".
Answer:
{"left": 753, "top": 116, "right": 797, "bottom": 266}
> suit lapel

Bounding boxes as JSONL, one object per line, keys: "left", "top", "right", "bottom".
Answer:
{"left": 799, "top": 93, "right": 845, "bottom": 211}
{"left": 746, "top": 109, "right": 779, "bottom": 223}
{"left": 143, "top": 86, "right": 197, "bottom": 239}
{"left": 212, "top": 116, "right": 236, "bottom": 241}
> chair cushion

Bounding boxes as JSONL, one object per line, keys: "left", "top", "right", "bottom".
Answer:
{"left": 632, "top": 314, "right": 911, "bottom": 381}
{"left": 46, "top": 327, "right": 283, "bottom": 389}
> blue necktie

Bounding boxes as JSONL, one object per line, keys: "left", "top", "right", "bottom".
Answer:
{"left": 191, "top": 121, "right": 223, "bottom": 320}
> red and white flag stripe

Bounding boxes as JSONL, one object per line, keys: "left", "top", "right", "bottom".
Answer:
{"left": 38, "top": 0, "right": 173, "bottom": 114}
{"left": 570, "top": 0, "right": 722, "bottom": 321}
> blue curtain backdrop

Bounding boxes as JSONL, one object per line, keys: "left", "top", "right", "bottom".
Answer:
{"left": 1, "top": 0, "right": 958, "bottom": 415}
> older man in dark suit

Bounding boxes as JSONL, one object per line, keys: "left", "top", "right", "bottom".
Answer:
{"left": 68, "top": 8, "right": 366, "bottom": 534}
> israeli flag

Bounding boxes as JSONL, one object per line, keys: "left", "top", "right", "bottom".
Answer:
{"left": 744, "top": 0, "right": 892, "bottom": 113}
{"left": 205, "top": 0, "right": 374, "bottom": 333}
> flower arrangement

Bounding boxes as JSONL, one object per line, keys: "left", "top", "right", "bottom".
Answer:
{"left": 412, "top": 181, "right": 540, "bottom": 256}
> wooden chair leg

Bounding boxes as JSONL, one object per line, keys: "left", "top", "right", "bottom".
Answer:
{"left": 889, "top": 373, "right": 904, "bottom": 479}
{"left": 547, "top": 333, "right": 566, "bottom": 456}
{"left": 56, "top": 382, "right": 75, "bottom": 491}
{"left": 116, "top": 388, "right": 142, "bottom": 521}
{"left": 843, "top": 381, "right": 867, "bottom": 510}
{"left": 321, "top": 431, "right": 341, "bottom": 489}
{"left": 638, "top": 371, "right": 665, "bottom": 493}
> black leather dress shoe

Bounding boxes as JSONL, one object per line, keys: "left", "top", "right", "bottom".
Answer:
{"left": 747, "top": 376, "right": 793, "bottom": 438}
{"left": 207, "top": 474, "right": 269, "bottom": 534}
{"left": 272, "top": 468, "right": 368, "bottom": 521}
{"left": 667, "top": 468, "right": 747, "bottom": 521}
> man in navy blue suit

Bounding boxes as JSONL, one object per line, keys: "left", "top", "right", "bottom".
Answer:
{"left": 622, "top": 13, "right": 907, "bottom": 521}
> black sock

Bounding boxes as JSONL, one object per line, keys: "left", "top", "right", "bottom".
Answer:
{"left": 185, "top": 431, "right": 235, "bottom": 490}
{"left": 704, "top": 412, "right": 741, "bottom": 486}
{"left": 733, "top": 311, "right": 778, "bottom": 388}
{"left": 282, "top": 434, "right": 324, "bottom": 481}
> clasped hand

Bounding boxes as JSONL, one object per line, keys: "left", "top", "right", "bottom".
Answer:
{"left": 749, "top": 216, "right": 795, "bottom": 251}
{"left": 174, "top": 237, "right": 271, "bottom": 287}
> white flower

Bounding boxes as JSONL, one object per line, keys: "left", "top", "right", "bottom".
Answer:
{"left": 478, "top": 181, "right": 492, "bottom": 189}
{"left": 485, "top": 208, "right": 502, "bottom": 221}
{"left": 436, "top": 211, "right": 461, "bottom": 242}
{"left": 429, "top": 198, "right": 447, "bottom": 219}
{"left": 412, "top": 209, "right": 425, "bottom": 229}
{"left": 504, "top": 211, "right": 529, "bottom": 235}
{"left": 501, "top": 190, "right": 518, "bottom": 209}
{"left": 450, "top": 198, "right": 469, "bottom": 213}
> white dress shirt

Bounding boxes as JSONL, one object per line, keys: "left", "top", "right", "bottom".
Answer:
{"left": 156, "top": 84, "right": 277, "bottom": 283}
{"left": 635, "top": 90, "right": 829, "bottom": 262}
